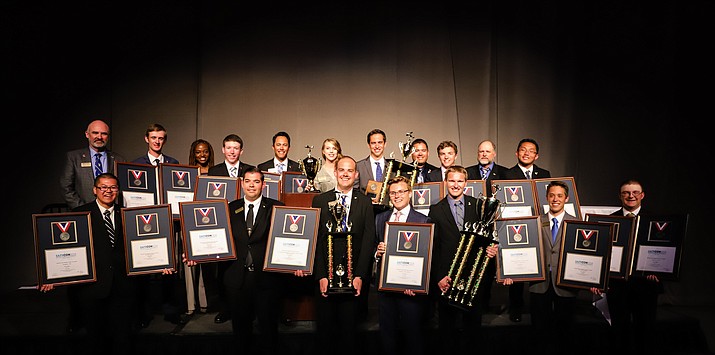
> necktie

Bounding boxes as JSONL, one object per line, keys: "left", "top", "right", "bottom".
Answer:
{"left": 551, "top": 217, "right": 559, "bottom": 244}
{"left": 104, "top": 210, "right": 115, "bottom": 248}
{"left": 375, "top": 162, "right": 383, "bottom": 182}
{"left": 393, "top": 211, "right": 402, "bottom": 222}
{"left": 276, "top": 163, "right": 284, "bottom": 174}
{"left": 455, "top": 200, "right": 464, "bottom": 231}
{"left": 525, "top": 170, "right": 531, "bottom": 179}
{"left": 94, "top": 153, "right": 103, "bottom": 178}
{"left": 245, "top": 204, "right": 254, "bottom": 266}
{"left": 417, "top": 168, "right": 424, "bottom": 183}
{"left": 627, "top": 212, "right": 635, "bottom": 217}
{"left": 230, "top": 166, "right": 238, "bottom": 177}
{"left": 153, "top": 158, "right": 160, "bottom": 166}
{"left": 481, "top": 167, "right": 489, "bottom": 180}
{"left": 340, "top": 194, "right": 348, "bottom": 230}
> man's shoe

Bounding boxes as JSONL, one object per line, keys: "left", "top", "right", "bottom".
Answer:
{"left": 509, "top": 312, "right": 522, "bottom": 322}
{"left": 214, "top": 312, "right": 230, "bottom": 324}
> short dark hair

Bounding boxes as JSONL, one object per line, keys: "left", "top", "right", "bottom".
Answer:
{"left": 444, "top": 165, "right": 468, "bottom": 181}
{"left": 145, "top": 123, "right": 167, "bottom": 138}
{"left": 94, "top": 173, "right": 120, "bottom": 187}
{"left": 242, "top": 167, "right": 265, "bottom": 181}
{"left": 517, "top": 138, "right": 539, "bottom": 153}
{"left": 223, "top": 134, "right": 244, "bottom": 149}
{"left": 272, "top": 131, "right": 291, "bottom": 146}
{"left": 367, "top": 129, "right": 387, "bottom": 144}
{"left": 437, "top": 141, "right": 458, "bottom": 155}
{"left": 546, "top": 180, "right": 569, "bottom": 196}
{"left": 412, "top": 138, "right": 428, "bottom": 149}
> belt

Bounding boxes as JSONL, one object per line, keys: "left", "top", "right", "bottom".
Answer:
{"left": 245, "top": 265, "right": 255, "bottom": 272}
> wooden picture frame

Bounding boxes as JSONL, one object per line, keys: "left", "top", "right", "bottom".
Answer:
{"left": 159, "top": 163, "right": 199, "bottom": 217}
{"left": 195, "top": 175, "right": 241, "bottom": 202}
{"left": 533, "top": 177, "right": 583, "bottom": 220}
{"left": 556, "top": 220, "right": 614, "bottom": 292}
{"left": 494, "top": 216, "right": 547, "bottom": 282}
{"left": 115, "top": 162, "right": 159, "bottom": 208}
{"left": 585, "top": 214, "right": 636, "bottom": 280}
{"left": 263, "top": 206, "right": 321, "bottom": 274}
{"left": 121, "top": 204, "right": 176, "bottom": 275}
{"left": 378, "top": 222, "right": 435, "bottom": 294}
{"left": 179, "top": 200, "right": 237, "bottom": 263}
{"left": 491, "top": 179, "right": 538, "bottom": 218}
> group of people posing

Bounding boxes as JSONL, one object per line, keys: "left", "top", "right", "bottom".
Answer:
{"left": 49, "top": 120, "right": 662, "bottom": 355}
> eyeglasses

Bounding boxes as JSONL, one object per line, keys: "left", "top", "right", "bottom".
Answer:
{"left": 620, "top": 191, "right": 642, "bottom": 197}
{"left": 96, "top": 185, "right": 119, "bottom": 192}
{"left": 389, "top": 190, "right": 409, "bottom": 197}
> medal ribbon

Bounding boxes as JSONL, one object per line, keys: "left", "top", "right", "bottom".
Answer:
{"left": 174, "top": 171, "right": 187, "bottom": 181}
{"left": 580, "top": 229, "right": 595, "bottom": 241}
{"left": 140, "top": 214, "right": 153, "bottom": 225}
{"left": 130, "top": 170, "right": 144, "bottom": 179}
{"left": 507, "top": 187, "right": 520, "bottom": 196}
{"left": 55, "top": 222, "right": 72, "bottom": 233}
{"left": 289, "top": 215, "right": 303, "bottom": 225}
{"left": 295, "top": 179, "right": 306, "bottom": 187}
{"left": 211, "top": 182, "right": 224, "bottom": 191}
{"left": 655, "top": 222, "right": 668, "bottom": 231}
{"left": 198, "top": 208, "right": 212, "bottom": 217}
{"left": 510, "top": 225, "right": 523, "bottom": 235}
{"left": 401, "top": 231, "right": 416, "bottom": 242}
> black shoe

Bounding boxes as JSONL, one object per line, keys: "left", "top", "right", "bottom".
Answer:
{"left": 214, "top": 312, "right": 230, "bottom": 324}
{"left": 164, "top": 313, "right": 181, "bottom": 325}
{"left": 179, "top": 312, "right": 193, "bottom": 325}
{"left": 509, "top": 312, "right": 522, "bottom": 322}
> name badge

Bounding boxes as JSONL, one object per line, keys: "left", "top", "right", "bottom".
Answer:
{"left": 81, "top": 162, "right": 92, "bottom": 168}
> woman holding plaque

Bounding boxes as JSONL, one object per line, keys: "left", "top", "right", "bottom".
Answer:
{"left": 313, "top": 138, "right": 343, "bottom": 192}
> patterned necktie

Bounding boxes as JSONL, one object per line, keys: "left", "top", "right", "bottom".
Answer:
{"left": 627, "top": 212, "right": 635, "bottom": 217}
{"left": 375, "top": 162, "right": 383, "bottom": 182}
{"left": 230, "top": 166, "right": 238, "bottom": 177}
{"left": 393, "top": 210, "right": 402, "bottom": 222}
{"left": 94, "top": 153, "right": 103, "bottom": 178}
{"left": 104, "top": 209, "right": 115, "bottom": 248}
{"left": 277, "top": 163, "right": 284, "bottom": 174}
{"left": 551, "top": 217, "right": 559, "bottom": 244}
{"left": 525, "top": 170, "right": 531, "bottom": 179}
{"left": 417, "top": 168, "right": 424, "bottom": 183}
{"left": 454, "top": 200, "right": 464, "bottom": 231}
{"left": 245, "top": 204, "right": 254, "bottom": 266}
{"left": 340, "top": 194, "right": 348, "bottom": 230}
{"left": 481, "top": 166, "right": 489, "bottom": 180}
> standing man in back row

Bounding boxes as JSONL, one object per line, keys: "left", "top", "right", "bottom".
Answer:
{"left": 502, "top": 138, "right": 551, "bottom": 322}
{"left": 257, "top": 131, "right": 301, "bottom": 174}
{"left": 132, "top": 123, "right": 179, "bottom": 166}
{"left": 356, "top": 128, "right": 388, "bottom": 197}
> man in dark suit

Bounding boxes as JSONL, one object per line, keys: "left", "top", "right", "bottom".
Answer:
{"left": 410, "top": 138, "right": 438, "bottom": 183}
{"left": 59, "top": 119, "right": 125, "bottom": 333}
{"left": 427, "top": 141, "right": 459, "bottom": 183}
{"left": 428, "top": 166, "right": 497, "bottom": 353}
{"left": 464, "top": 139, "right": 509, "bottom": 313}
{"left": 42, "top": 173, "right": 138, "bottom": 355}
{"left": 131, "top": 123, "right": 179, "bottom": 165}
{"left": 501, "top": 137, "right": 551, "bottom": 322}
{"left": 61, "top": 119, "right": 126, "bottom": 210}
{"left": 219, "top": 168, "right": 286, "bottom": 354}
{"left": 374, "top": 175, "right": 430, "bottom": 355}
{"left": 606, "top": 179, "right": 663, "bottom": 354}
{"left": 355, "top": 128, "right": 388, "bottom": 196}
{"left": 208, "top": 134, "right": 255, "bottom": 178}
{"left": 310, "top": 156, "right": 376, "bottom": 355}
{"left": 256, "top": 131, "right": 301, "bottom": 174}
{"left": 206, "top": 133, "right": 255, "bottom": 323}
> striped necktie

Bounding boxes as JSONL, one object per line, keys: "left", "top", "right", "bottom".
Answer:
{"left": 525, "top": 170, "right": 531, "bottom": 179}
{"left": 104, "top": 209, "right": 115, "bottom": 248}
{"left": 454, "top": 200, "right": 464, "bottom": 231}
{"left": 94, "top": 153, "right": 103, "bottom": 177}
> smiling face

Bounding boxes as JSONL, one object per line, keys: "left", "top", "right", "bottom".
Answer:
{"left": 368, "top": 133, "right": 385, "bottom": 159}
{"left": 516, "top": 141, "right": 538, "bottom": 167}
{"left": 547, "top": 185, "right": 569, "bottom": 215}
{"left": 438, "top": 146, "right": 457, "bottom": 168}
{"left": 411, "top": 142, "right": 429, "bottom": 165}
{"left": 242, "top": 171, "right": 264, "bottom": 202}
{"left": 193, "top": 142, "right": 211, "bottom": 167}
{"left": 334, "top": 157, "right": 358, "bottom": 193}
{"left": 145, "top": 130, "right": 167, "bottom": 155}
{"left": 619, "top": 182, "right": 644, "bottom": 212}
{"left": 388, "top": 180, "right": 411, "bottom": 210}
{"left": 446, "top": 170, "right": 467, "bottom": 199}
{"left": 272, "top": 135, "right": 290, "bottom": 161}
{"left": 222, "top": 140, "right": 243, "bottom": 165}
{"left": 322, "top": 141, "right": 340, "bottom": 163}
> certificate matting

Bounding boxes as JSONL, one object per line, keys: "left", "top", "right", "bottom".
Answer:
{"left": 159, "top": 163, "right": 199, "bottom": 217}
{"left": 179, "top": 200, "right": 236, "bottom": 263}
{"left": 412, "top": 182, "right": 444, "bottom": 213}
{"left": 556, "top": 220, "right": 614, "bottom": 291}
{"left": 194, "top": 175, "right": 241, "bottom": 202}
{"left": 533, "top": 177, "right": 583, "bottom": 220}
{"left": 264, "top": 206, "right": 320, "bottom": 274}
{"left": 281, "top": 171, "right": 310, "bottom": 194}
{"left": 115, "top": 162, "right": 160, "bottom": 208}
{"left": 121, "top": 204, "right": 176, "bottom": 275}
{"left": 242, "top": 171, "right": 281, "bottom": 201}
{"left": 33, "top": 212, "right": 96, "bottom": 287}
{"left": 378, "top": 222, "right": 434, "bottom": 294}
{"left": 632, "top": 214, "right": 688, "bottom": 280}
{"left": 464, "top": 180, "right": 487, "bottom": 199}
{"left": 585, "top": 214, "right": 636, "bottom": 280}
{"left": 494, "top": 216, "right": 546, "bottom": 282}
{"left": 491, "top": 179, "right": 538, "bottom": 218}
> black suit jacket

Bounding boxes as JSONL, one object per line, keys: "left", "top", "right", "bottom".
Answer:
{"left": 132, "top": 154, "right": 179, "bottom": 165}
{"left": 312, "top": 189, "right": 376, "bottom": 282}
{"left": 375, "top": 207, "right": 430, "bottom": 244}
{"left": 428, "top": 195, "right": 480, "bottom": 280}
{"left": 465, "top": 163, "right": 509, "bottom": 196}
{"left": 257, "top": 159, "right": 301, "bottom": 173}
{"left": 71, "top": 201, "right": 136, "bottom": 300}
{"left": 414, "top": 162, "right": 438, "bottom": 183}
{"left": 427, "top": 167, "right": 445, "bottom": 183}
{"left": 222, "top": 197, "right": 285, "bottom": 291}
{"left": 207, "top": 161, "right": 255, "bottom": 178}
{"left": 503, "top": 164, "right": 551, "bottom": 180}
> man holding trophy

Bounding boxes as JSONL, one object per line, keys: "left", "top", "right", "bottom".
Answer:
{"left": 428, "top": 166, "right": 498, "bottom": 353}
{"left": 309, "top": 156, "right": 376, "bottom": 355}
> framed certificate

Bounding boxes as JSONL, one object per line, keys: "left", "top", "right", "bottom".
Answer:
{"left": 242, "top": 171, "right": 281, "bottom": 201}
{"left": 159, "top": 163, "right": 200, "bottom": 217}
{"left": 491, "top": 179, "right": 538, "bottom": 218}
{"left": 378, "top": 222, "right": 435, "bottom": 294}
{"left": 121, "top": 204, "right": 176, "bottom": 275}
{"left": 281, "top": 171, "right": 311, "bottom": 194}
{"left": 179, "top": 200, "right": 237, "bottom": 263}
{"left": 464, "top": 180, "right": 487, "bottom": 199}
{"left": 115, "top": 162, "right": 159, "bottom": 208}
{"left": 32, "top": 212, "right": 96, "bottom": 287}
{"left": 494, "top": 216, "right": 546, "bottom": 282}
{"left": 412, "top": 182, "right": 444, "bottom": 215}
{"left": 533, "top": 177, "right": 583, "bottom": 220}
{"left": 264, "top": 206, "right": 320, "bottom": 274}
{"left": 585, "top": 214, "right": 636, "bottom": 280}
{"left": 194, "top": 175, "right": 241, "bottom": 202}
{"left": 556, "top": 220, "right": 614, "bottom": 292}
{"left": 632, "top": 214, "right": 688, "bottom": 280}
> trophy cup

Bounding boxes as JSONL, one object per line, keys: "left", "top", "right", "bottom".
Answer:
{"left": 326, "top": 197, "right": 355, "bottom": 295}
{"left": 371, "top": 132, "right": 419, "bottom": 207}
{"left": 298, "top": 145, "right": 322, "bottom": 192}
{"left": 443, "top": 184, "right": 503, "bottom": 311}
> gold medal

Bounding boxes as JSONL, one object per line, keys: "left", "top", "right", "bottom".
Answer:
{"left": 143, "top": 224, "right": 152, "bottom": 232}
{"left": 418, "top": 197, "right": 426, "bottom": 205}
{"left": 290, "top": 223, "right": 299, "bottom": 232}
{"left": 212, "top": 189, "right": 221, "bottom": 196}
{"left": 370, "top": 183, "right": 377, "bottom": 191}
{"left": 297, "top": 186, "right": 304, "bottom": 193}
{"left": 513, "top": 233, "right": 522, "bottom": 242}
{"left": 510, "top": 194, "right": 519, "bottom": 202}
{"left": 60, "top": 232, "right": 70, "bottom": 241}
{"left": 134, "top": 179, "right": 142, "bottom": 186}
{"left": 202, "top": 216, "right": 210, "bottom": 224}
{"left": 177, "top": 179, "right": 185, "bottom": 186}
{"left": 404, "top": 241, "right": 412, "bottom": 249}
{"left": 583, "top": 240, "right": 591, "bottom": 247}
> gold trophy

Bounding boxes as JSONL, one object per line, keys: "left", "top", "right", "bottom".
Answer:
{"left": 326, "top": 197, "right": 355, "bottom": 295}
{"left": 298, "top": 145, "right": 322, "bottom": 192}
{"left": 371, "top": 132, "right": 419, "bottom": 206}
{"left": 443, "top": 185, "right": 503, "bottom": 310}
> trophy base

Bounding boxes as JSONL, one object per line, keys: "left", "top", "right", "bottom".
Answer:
{"left": 446, "top": 297, "right": 477, "bottom": 312}
{"left": 327, "top": 286, "right": 356, "bottom": 295}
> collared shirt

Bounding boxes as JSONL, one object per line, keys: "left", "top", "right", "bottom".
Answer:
{"left": 225, "top": 161, "right": 241, "bottom": 177}
{"left": 97, "top": 202, "right": 115, "bottom": 225}
{"left": 622, "top": 207, "right": 641, "bottom": 216}
{"left": 369, "top": 157, "right": 386, "bottom": 180}
{"left": 335, "top": 189, "right": 353, "bottom": 217}
{"left": 391, "top": 205, "right": 411, "bottom": 222}
{"left": 519, "top": 166, "right": 533, "bottom": 179}
{"left": 91, "top": 148, "right": 106, "bottom": 173}
{"left": 480, "top": 162, "right": 494, "bottom": 179}
{"left": 244, "top": 195, "right": 263, "bottom": 224}
{"left": 447, "top": 195, "right": 464, "bottom": 226}
{"left": 148, "top": 154, "right": 164, "bottom": 165}
{"left": 548, "top": 212, "right": 565, "bottom": 230}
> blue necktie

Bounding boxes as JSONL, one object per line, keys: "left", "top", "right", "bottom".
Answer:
{"left": 551, "top": 217, "right": 559, "bottom": 244}
{"left": 94, "top": 153, "right": 103, "bottom": 178}
{"left": 375, "top": 162, "right": 383, "bottom": 182}
{"left": 481, "top": 166, "right": 489, "bottom": 180}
